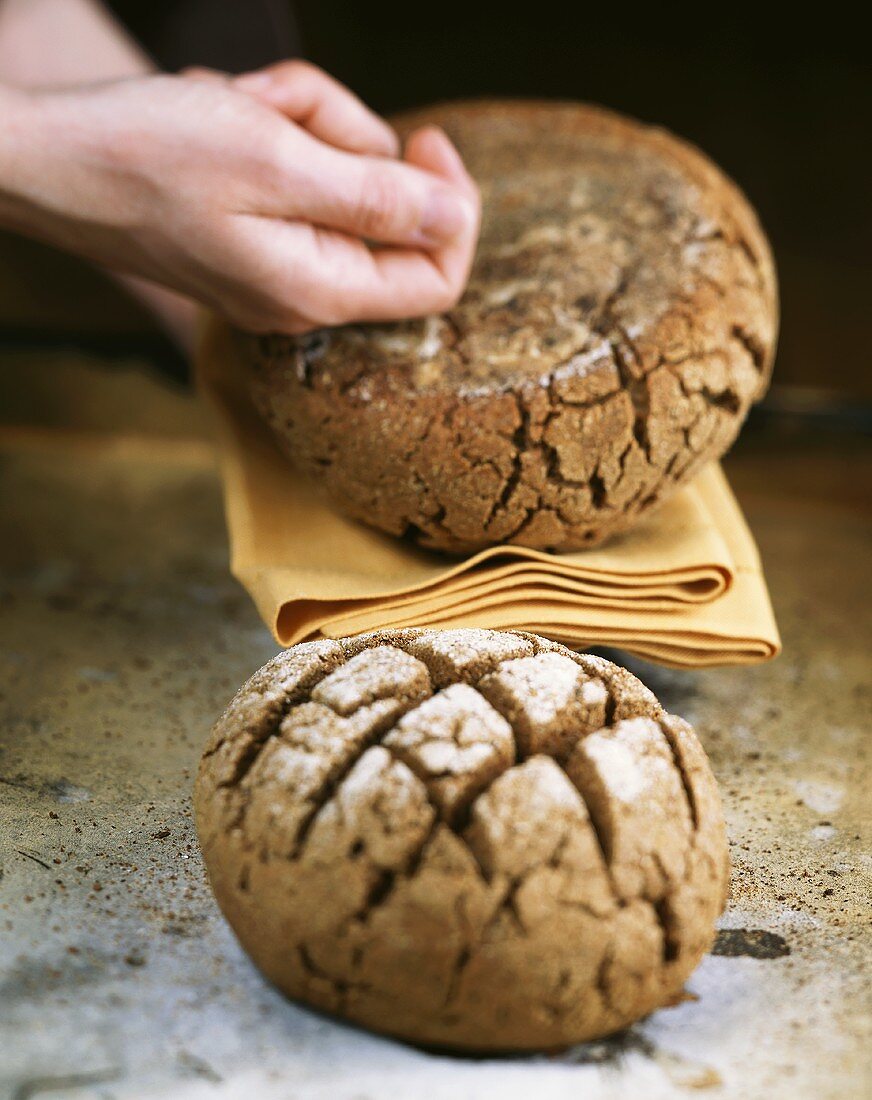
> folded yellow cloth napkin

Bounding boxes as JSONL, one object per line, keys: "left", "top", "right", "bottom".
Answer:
{"left": 197, "top": 318, "right": 780, "bottom": 668}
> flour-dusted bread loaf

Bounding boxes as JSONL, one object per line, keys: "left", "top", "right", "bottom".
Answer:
{"left": 196, "top": 629, "right": 729, "bottom": 1050}
{"left": 248, "top": 100, "right": 777, "bottom": 554}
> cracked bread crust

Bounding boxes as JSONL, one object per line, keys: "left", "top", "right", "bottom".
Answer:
{"left": 248, "top": 99, "right": 777, "bottom": 554}
{"left": 195, "top": 629, "right": 729, "bottom": 1050}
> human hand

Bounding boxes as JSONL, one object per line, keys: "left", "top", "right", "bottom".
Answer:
{"left": 0, "top": 64, "right": 480, "bottom": 333}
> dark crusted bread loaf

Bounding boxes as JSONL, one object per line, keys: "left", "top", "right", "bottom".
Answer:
{"left": 249, "top": 100, "right": 777, "bottom": 553}
{"left": 196, "top": 628, "right": 729, "bottom": 1051}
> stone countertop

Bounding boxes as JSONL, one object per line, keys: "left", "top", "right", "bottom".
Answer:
{"left": 0, "top": 352, "right": 869, "bottom": 1100}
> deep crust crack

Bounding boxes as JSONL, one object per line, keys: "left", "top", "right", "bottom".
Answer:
{"left": 248, "top": 100, "right": 778, "bottom": 553}
{"left": 195, "top": 628, "right": 729, "bottom": 1051}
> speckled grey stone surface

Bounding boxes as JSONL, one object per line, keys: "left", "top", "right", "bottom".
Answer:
{"left": 0, "top": 353, "right": 869, "bottom": 1099}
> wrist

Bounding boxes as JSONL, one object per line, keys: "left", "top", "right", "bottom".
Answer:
{"left": 0, "top": 84, "right": 53, "bottom": 232}
{"left": 0, "top": 82, "right": 118, "bottom": 256}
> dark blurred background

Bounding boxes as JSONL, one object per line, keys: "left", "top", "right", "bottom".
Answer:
{"left": 1, "top": 0, "right": 869, "bottom": 404}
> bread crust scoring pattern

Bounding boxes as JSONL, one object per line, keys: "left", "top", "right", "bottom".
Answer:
{"left": 196, "top": 628, "right": 729, "bottom": 1050}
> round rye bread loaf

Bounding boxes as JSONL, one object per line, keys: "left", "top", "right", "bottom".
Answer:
{"left": 248, "top": 100, "right": 777, "bottom": 553}
{"left": 196, "top": 629, "right": 729, "bottom": 1050}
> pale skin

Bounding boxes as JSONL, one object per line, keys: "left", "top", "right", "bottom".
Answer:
{"left": 0, "top": 0, "right": 480, "bottom": 352}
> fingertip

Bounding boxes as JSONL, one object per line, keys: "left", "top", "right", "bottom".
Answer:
{"left": 405, "top": 126, "right": 475, "bottom": 190}
{"left": 377, "top": 124, "right": 402, "bottom": 159}
{"left": 412, "top": 130, "right": 481, "bottom": 251}
{"left": 420, "top": 186, "right": 478, "bottom": 246}
{"left": 358, "top": 121, "right": 401, "bottom": 160}
{"left": 404, "top": 125, "right": 448, "bottom": 169}
{"left": 181, "top": 65, "right": 229, "bottom": 84}
{"left": 233, "top": 70, "right": 275, "bottom": 93}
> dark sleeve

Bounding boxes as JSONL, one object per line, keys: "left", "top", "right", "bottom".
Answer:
{"left": 105, "top": 0, "right": 300, "bottom": 73}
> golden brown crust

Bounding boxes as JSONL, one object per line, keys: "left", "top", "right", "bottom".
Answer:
{"left": 196, "top": 628, "right": 729, "bottom": 1051}
{"left": 249, "top": 99, "right": 777, "bottom": 554}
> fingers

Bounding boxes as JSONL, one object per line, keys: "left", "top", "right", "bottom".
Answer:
{"left": 232, "top": 126, "right": 480, "bottom": 331}
{"left": 182, "top": 61, "right": 398, "bottom": 159}
{"left": 402, "top": 125, "right": 480, "bottom": 290}
{"left": 229, "top": 128, "right": 480, "bottom": 333}
{"left": 179, "top": 66, "right": 229, "bottom": 86}
{"left": 233, "top": 60, "right": 399, "bottom": 158}
{"left": 228, "top": 217, "right": 466, "bottom": 331}
{"left": 406, "top": 124, "right": 478, "bottom": 198}
{"left": 275, "top": 126, "right": 478, "bottom": 250}
{"left": 181, "top": 64, "right": 479, "bottom": 256}
{"left": 356, "top": 245, "right": 466, "bottom": 322}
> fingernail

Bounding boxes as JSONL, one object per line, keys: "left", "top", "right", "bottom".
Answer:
{"left": 234, "top": 71, "right": 274, "bottom": 92}
{"left": 421, "top": 187, "right": 472, "bottom": 243}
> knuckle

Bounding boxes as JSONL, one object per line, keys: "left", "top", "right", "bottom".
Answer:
{"left": 259, "top": 285, "right": 300, "bottom": 326}
{"left": 307, "top": 294, "right": 351, "bottom": 328}
{"left": 240, "top": 304, "right": 302, "bottom": 336}
{"left": 305, "top": 279, "right": 357, "bottom": 326}
{"left": 268, "top": 270, "right": 349, "bottom": 329}
{"left": 226, "top": 288, "right": 287, "bottom": 333}
{"left": 232, "top": 280, "right": 295, "bottom": 334}
{"left": 227, "top": 305, "right": 273, "bottom": 335}
{"left": 264, "top": 311, "right": 309, "bottom": 336}
{"left": 284, "top": 317, "right": 318, "bottom": 335}
{"left": 253, "top": 148, "right": 293, "bottom": 194}
{"left": 280, "top": 58, "right": 322, "bottom": 84}
{"left": 352, "top": 170, "right": 411, "bottom": 238}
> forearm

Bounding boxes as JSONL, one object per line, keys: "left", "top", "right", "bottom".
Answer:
{"left": 0, "top": 0, "right": 153, "bottom": 89}
{"left": 0, "top": 66, "right": 479, "bottom": 337}
{"left": 0, "top": 83, "right": 132, "bottom": 259}
{"left": 0, "top": 74, "right": 197, "bottom": 352}
{"left": 0, "top": 5, "right": 148, "bottom": 240}
{"left": 0, "top": 85, "right": 43, "bottom": 234}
